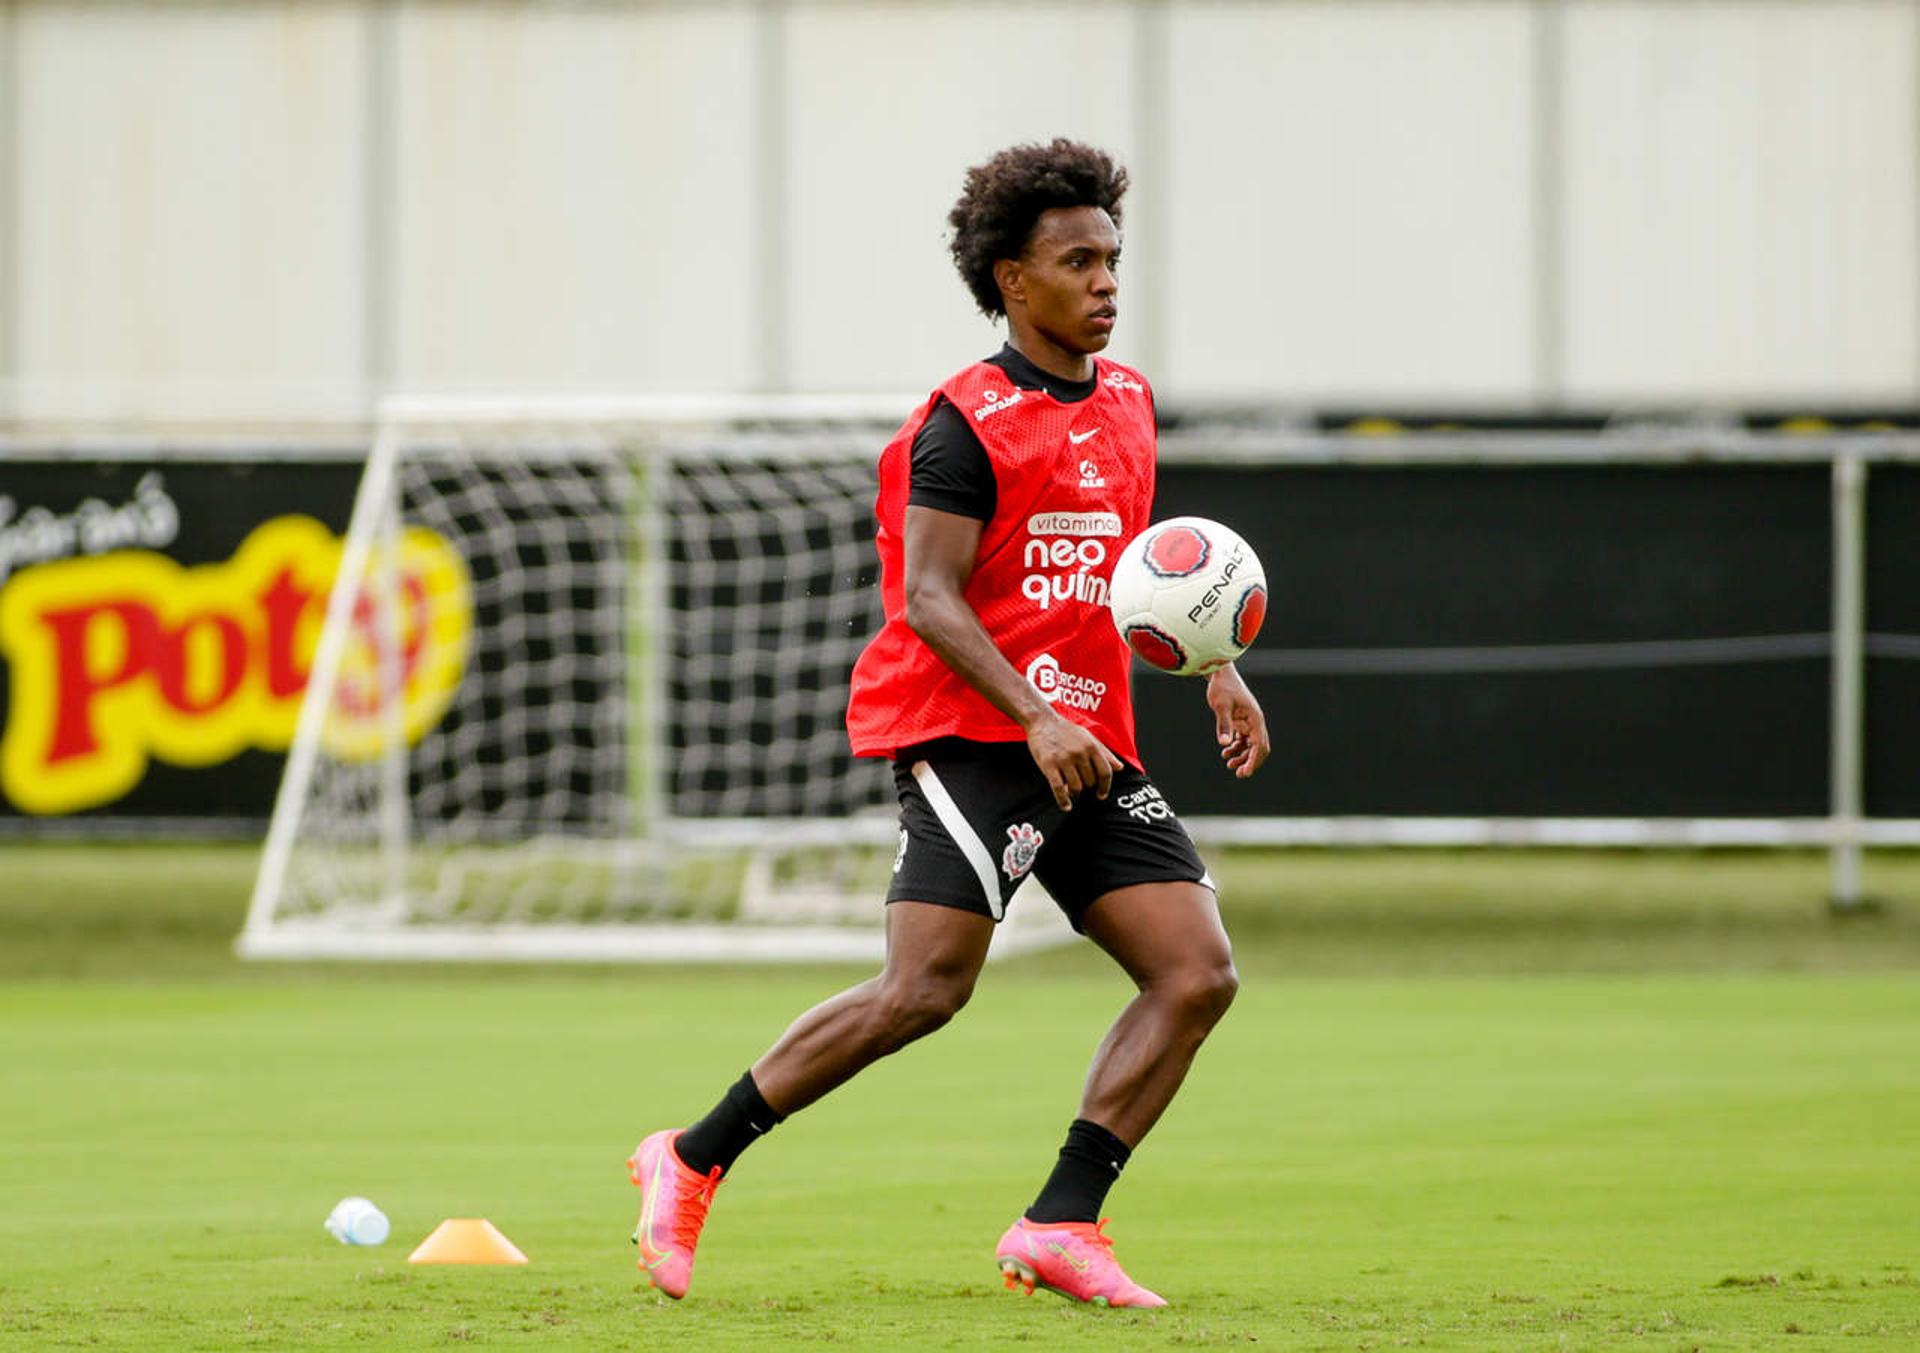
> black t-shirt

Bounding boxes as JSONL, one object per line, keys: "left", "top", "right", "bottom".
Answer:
{"left": 907, "top": 345, "right": 1100, "bottom": 522}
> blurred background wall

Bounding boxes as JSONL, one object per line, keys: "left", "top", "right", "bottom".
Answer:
{"left": 2, "top": 0, "right": 1915, "bottom": 425}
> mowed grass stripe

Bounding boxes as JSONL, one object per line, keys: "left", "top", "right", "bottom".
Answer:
{"left": 4, "top": 843, "right": 1919, "bottom": 1348}
{"left": 2, "top": 969, "right": 1917, "bottom": 1349}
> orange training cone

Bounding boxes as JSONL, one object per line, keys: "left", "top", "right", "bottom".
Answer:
{"left": 406, "top": 1218, "right": 529, "bottom": 1265}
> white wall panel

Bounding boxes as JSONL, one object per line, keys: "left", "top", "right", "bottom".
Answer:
{"left": 391, "top": 3, "right": 756, "bottom": 393}
{"left": 14, "top": 2, "right": 364, "bottom": 421}
{"left": 1165, "top": 3, "right": 1537, "bottom": 402}
{"left": 0, "top": 2, "right": 17, "bottom": 404}
{"left": 782, "top": 2, "right": 1138, "bottom": 393}
{"left": 1562, "top": 2, "right": 1918, "bottom": 403}
{"left": 6, "top": 1, "right": 1919, "bottom": 418}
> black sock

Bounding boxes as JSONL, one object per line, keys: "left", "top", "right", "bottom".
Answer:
{"left": 674, "top": 1071, "right": 785, "bottom": 1176}
{"left": 1025, "top": 1119, "right": 1132, "bottom": 1224}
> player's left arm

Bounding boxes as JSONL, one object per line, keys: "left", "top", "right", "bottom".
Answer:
{"left": 1205, "top": 663, "right": 1269, "bottom": 778}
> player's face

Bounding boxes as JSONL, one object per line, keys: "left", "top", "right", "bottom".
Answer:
{"left": 1006, "top": 206, "right": 1121, "bottom": 357}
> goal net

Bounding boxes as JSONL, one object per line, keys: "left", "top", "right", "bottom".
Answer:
{"left": 238, "top": 399, "right": 1072, "bottom": 962}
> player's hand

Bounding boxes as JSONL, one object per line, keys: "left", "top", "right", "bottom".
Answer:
{"left": 1206, "top": 665, "right": 1270, "bottom": 779}
{"left": 1026, "top": 712, "right": 1125, "bottom": 811}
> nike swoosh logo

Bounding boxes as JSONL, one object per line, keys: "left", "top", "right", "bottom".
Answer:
{"left": 1045, "top": 1241, "right": 1093, "bottom": 1273}
{"left": 1068, "top": 428, "right": 1099, "bottom": 445}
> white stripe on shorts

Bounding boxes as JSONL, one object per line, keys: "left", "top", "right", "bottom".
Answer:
{"left": 910, "top": 760, "right": 1005, "bottom": 920}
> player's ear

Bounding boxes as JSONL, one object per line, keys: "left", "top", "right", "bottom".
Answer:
{"left": 993, "top": 257, "right": 1025, "bottom": 307}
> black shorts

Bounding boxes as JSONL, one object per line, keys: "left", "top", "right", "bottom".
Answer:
{"left": 886, "top": 736, "right": 1213, "bottom": 931}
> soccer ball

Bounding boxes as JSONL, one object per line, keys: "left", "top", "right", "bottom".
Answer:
{"left": 1108, "top": 517, "right": 1267, "bottom": 677}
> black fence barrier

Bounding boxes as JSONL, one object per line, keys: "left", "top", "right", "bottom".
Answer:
{"left": 4, "top": 439, "right": 1917, "bottom": 832}
{"left": 1134, "top": 460, "right": 1902, "bottom": 820}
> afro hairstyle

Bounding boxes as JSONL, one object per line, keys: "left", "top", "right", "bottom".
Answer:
{"left": 947, "top": 139, "right": 1129, "bottom": 318}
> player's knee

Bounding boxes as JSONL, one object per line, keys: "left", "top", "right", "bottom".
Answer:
{"left": 873, "top": 970, "right": 974, "bottom": 1047}
{"left": 1163, "top": 957, "right": 1238, "bottom": 1030}
{"left": 1207, "top": 961, "right": 1241, "bottom": 1023}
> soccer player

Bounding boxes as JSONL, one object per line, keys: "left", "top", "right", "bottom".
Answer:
{"left": 628, "top": 138, "right": 1269, "bottom": 1309}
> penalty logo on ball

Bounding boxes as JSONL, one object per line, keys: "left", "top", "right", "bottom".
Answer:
{"left": 1108, "top": 516, "right": 1267, "bottom": 678}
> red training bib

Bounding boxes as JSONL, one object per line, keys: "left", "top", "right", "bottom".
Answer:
{"left": 846, "top": 357, "right": 1157, "bottom": 765}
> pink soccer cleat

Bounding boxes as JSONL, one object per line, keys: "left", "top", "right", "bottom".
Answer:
{"left": 994, "top": 1215, "right": 1168, "bottom": 1308}
{"left": 627, "top": 1129, "right": 721, "bottom": 1299}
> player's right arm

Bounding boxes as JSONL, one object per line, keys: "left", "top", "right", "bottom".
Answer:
{"left": 902, "top": 503, "right": 1121, "bottom": 810}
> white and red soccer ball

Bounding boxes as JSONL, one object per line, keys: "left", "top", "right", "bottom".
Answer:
{"left": 1107, "top": 517, "right": 1267, "bottom": 677}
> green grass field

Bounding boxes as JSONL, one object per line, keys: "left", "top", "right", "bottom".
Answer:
{"left": 3, "top": 844, "right": 1918, "bottom": 1350}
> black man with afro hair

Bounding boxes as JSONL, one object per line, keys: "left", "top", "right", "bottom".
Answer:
{"left": 626, "top": 138, "right": 1269, "bottom": 1311}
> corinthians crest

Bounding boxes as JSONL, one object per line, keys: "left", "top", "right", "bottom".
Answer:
{"left": 1002, "top": 822, "right": 1044, "bottom": 880}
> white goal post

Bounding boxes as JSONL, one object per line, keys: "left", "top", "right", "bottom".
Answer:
{"left": 238, "top": 402, "right": 1920, "bottom": 963}
{"left": 238, "top": 395, "right": 1077, "bottom": 962}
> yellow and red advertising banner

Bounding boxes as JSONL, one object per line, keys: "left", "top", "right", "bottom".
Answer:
{"left": 0, "top": 457, "right": 471, "bottom": 824}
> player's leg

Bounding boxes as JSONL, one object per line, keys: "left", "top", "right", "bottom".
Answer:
{"left": 996, "top": 880, "right": 1233, "bottom": 1309}
{"left": 1072, "top": 879, "right": 1238, "bottom": 1144}
{"left": 629, "top": 901, "right": 992, "bottom": 1298}
{"left": 748, "top": 898, "right": 995, "bottom": 1114}
{"left": 1039, "top": 880, "right": 1236, "bottom": 1216}
{"left": 688, "top": 741, "right": 1027, "bottom": 1158}
{"left": 631, "top": 740, "right": 1046, "bottom": 1298}
{"left": 996, "top": 765, "right": 1231, "bottom": 1308}
{"left": 674, "top": 898, "right": 993, "bottom": 1183}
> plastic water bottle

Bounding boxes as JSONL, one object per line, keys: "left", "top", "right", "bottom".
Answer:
{"left": 324, "top": 1196, "right": 391, "bottom": 1246}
